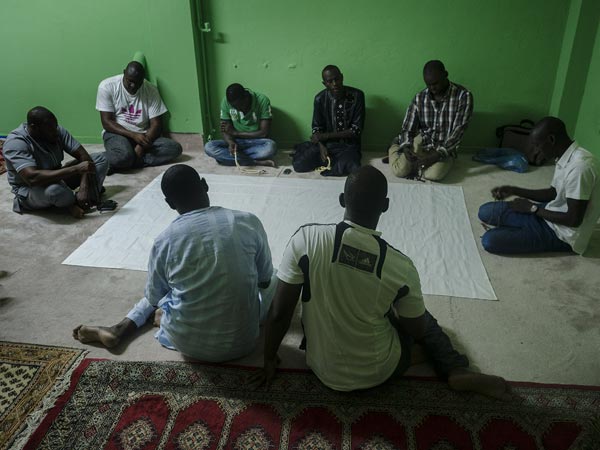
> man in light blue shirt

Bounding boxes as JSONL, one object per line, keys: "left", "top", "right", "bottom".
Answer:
{"left": 73, "top": 164, "right": 275, "bottom": 362}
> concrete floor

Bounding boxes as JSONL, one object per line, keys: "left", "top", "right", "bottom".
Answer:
{"left": 1, "top": 137, "right": 599, "bottom": 385}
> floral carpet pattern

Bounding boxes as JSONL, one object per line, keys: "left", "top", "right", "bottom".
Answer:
{"left": 0, "top": 341, "right": 86, "bottom": 450}
{"left": 22, "top": 359, "right": 600, "bottom": 449}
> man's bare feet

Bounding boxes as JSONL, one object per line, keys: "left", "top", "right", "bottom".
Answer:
{"left": 69, "top": 204, "right": 85, "bottom": 219}
{"left": 153, "top": 308, "right": 163, "bottom": 327}
{"left": 448, "top": 368, "right": 513, "bottom": 401}
{"left": 72, "top": 318, "right": 136, "bottom": 349}
{"left": 255, "top": 159, "right": 277, "bottom": 168}
{"left": 73, "top": 325, "right": 121, "bottom": 348}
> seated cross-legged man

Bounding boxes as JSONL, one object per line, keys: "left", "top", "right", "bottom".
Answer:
{"left": 96, "top": 61, "right": 182, "bottom": 173}
{"left": 204, "top": 83, "right": 276, "bottom": 167}
{"left": 386, "top": 60, "right": 473, "bottom": 182}
{"left": 292, "top": 65, "right": 365, "bottom": 177}
{"left": 479, "top": 117, "right": 600, "bottom": 255}
{"left": 73, "top": 164, "right": 276, "bottom": 362}
{"left": 251, "top": 166, "right": 510, "bottom": 400}
{"left": 3, "top": 106, "right": 108, "bottom": 218}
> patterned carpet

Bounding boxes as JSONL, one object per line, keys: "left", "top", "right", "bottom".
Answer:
{"left": 0, "top": 139, "right": 6, "bottom": 175}
{"left": 22, "top": 359, "right": 600, "bottom": 449}
{"left": 0, "top": 341, "right": 86, "bottom": 450}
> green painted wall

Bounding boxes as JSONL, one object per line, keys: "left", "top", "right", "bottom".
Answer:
{"left": 201, "top": 0, "right": 569, "bottom": 151}
{"left": 550, "top": 0, "right": 600, "bottom": 137}
{"left": 574, "top": 4, "right": 600, "bottom": 156}
{"left": 3, "top": 0, "right": 597, "bottom": 154}
{"left": 0, "top": 0, "right": 202, "bottom": 143}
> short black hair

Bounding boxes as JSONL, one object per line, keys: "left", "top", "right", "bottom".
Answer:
{"left": 344, "top": 166, "right": 388, "bottom": 215}
{"left": 161, "top": 164, "right": 204, "bottom": 204}
{"left": 322, "top": 64, "right": 341, "bottom": 75}
{"left": 533, "top": 116, "right": 568, "bottom": 138}
{"left": 226, "top": 83, "right": 248, "bottom": 103}
{"left": 423, "top": 60, "right": 446, "bottom": 74}
{"left": 125, "top": 61, "right": 145, "bottom": 79}
{"left": 27, "top": 106, "right": 55, "bottom": 126}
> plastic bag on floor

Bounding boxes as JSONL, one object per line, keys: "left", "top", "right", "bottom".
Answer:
{"left": 473, "top": 148, "right": 529, "bottom": 173}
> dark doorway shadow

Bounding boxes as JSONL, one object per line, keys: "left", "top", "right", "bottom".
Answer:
{"left": 271, "top": 106, "right": 304, "bottom": 150}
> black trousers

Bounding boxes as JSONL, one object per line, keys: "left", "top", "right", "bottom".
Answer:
{"left": 292, "top": 141, "right": 361, "bottom": 176}
{"left": 390, "top": 310, "right": 470, "bottom": 379}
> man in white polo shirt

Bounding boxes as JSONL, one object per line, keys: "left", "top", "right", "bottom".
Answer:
{"left": 96, "top": 61, "right": 182, "bottom": 173}
{"left": 252, "top": 166, "right": 509, "bottom": 399}
{"left": 479, "top": 116, "right": 600, "bottom": 254}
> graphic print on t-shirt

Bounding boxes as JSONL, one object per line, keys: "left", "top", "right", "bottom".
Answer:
{"left": 338, "top": 244, "right": 377, "bottom": 273}
{"left": 120, "top": 104, "right": 143, "bottom": 124}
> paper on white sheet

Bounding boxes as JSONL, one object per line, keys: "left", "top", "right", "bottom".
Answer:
{"left": 63, "top": 174, "right": 496, "bottom": 300}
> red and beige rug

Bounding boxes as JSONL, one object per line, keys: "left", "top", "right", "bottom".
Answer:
{"left": 22, "top": 359, "right": 600, "bottom": 449}
{"left": 0, "top": 139, "right": 6, "bottom": 175}
{"left": 0, "top": 341, "right": 86, "bottom": 450}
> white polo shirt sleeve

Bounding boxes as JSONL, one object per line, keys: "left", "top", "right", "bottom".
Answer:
{"left": 277, "top": 229, "right": 306, "bottom": 285}
{"left": 390, "top": 259, "right": 427, "bottom": 319}
{"left": 563, "top": 163, "right": 597, "bottom": 201}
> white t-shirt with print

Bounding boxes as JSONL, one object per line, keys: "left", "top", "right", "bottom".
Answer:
{"left": 545, "top": 141, "right": 600, "bottom": 254}
{"left": 277, "top": 220, "right": 426, "bottom": 391}
{"left": 96, "top": 74, "right": 167, "bottom": 134}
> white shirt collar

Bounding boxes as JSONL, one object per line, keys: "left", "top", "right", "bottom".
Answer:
{"left": 344, "top": 219, "right": 382, "bottom": 237}
{"left": 556, "top": 141, "right": 578, "bottom": 168}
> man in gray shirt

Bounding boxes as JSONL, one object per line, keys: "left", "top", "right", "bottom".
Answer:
{"left": 3, "top": 106, "right": 108, "bottom": 218}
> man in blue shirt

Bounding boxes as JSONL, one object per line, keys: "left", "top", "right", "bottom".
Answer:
{"left": 73, "top": 164, "right": 275, "bottom": 362}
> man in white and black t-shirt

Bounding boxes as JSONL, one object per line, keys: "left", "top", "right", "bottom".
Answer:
{"left": 252, "top": 166, "right": 510, "bottom": 400}
{"left": 96, "top": 61, "right": 182, "bottom": 173}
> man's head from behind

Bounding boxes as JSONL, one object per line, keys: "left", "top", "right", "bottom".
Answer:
{"left": 161, "top": 164, "right": 209, "bottom": 213}
{"left": 27, "top": 106, "right": 59, "bottom": 143}
{"left": 529, "top": 116, "right": 572, "bottom": 163}
{"left": 423, "top": 60, "right": 449, "bottom": 100}
{"left": 226, "top": 83, "right": 252, "bottom": 112}
{"left": 340, "top": 166, "right": 389, "bottom": 227}
{"left": 322, "top": 65, "right": 344, "bottom": 99}
{"left": 122, "top": 61, "right": 146, "bottom": 95}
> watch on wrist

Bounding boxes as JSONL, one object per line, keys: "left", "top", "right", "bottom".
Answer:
{"left": 530, "top": 204, "right": 539, "bottom": 214}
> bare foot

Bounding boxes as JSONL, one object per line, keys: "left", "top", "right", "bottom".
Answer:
{"left": 69, "top": 204, "right": 85, "bottom": 219}
{"left": 153, "top": 308, "right": 163, "bottom": 327}
{"left": 73, "top": 324, "right": 120, "bottom": 348}
{"left": 448, "top": 368, "right": 513, "bottom": 401}
{"left": 255, "top": 159, "right": 277, "bottom": 168}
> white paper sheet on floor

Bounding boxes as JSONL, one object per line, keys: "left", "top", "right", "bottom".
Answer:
{"left": 63, "top": 174, "right": 496, "bottom": 300}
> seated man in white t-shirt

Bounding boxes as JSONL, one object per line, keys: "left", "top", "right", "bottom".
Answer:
{"left": 96, "top": 61, "right": 182, "bottom": 173}
{"left": 479, "top": 117, "right": 600, "bottom": 255}
{"left": 251, "top": 166, "right": 510, "bottom": 399}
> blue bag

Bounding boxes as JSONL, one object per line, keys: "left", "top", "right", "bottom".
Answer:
{"left": 473, "top": 148, "right": 529, "bottom": 173}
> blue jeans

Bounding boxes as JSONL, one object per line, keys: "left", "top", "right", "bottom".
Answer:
{"left": 478, "top": 201, "right": 572, "bottom": 254}
{"left": 204, "top": 138, "right": 276, "bottom": 166}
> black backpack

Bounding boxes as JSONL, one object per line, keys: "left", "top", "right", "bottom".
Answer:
{"left": 495, "top": 119, "right": 546, "bottom": 166}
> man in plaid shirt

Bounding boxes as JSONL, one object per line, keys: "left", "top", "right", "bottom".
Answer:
{"left": 386, "top": 60, "right": 473, "bottom": 181}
